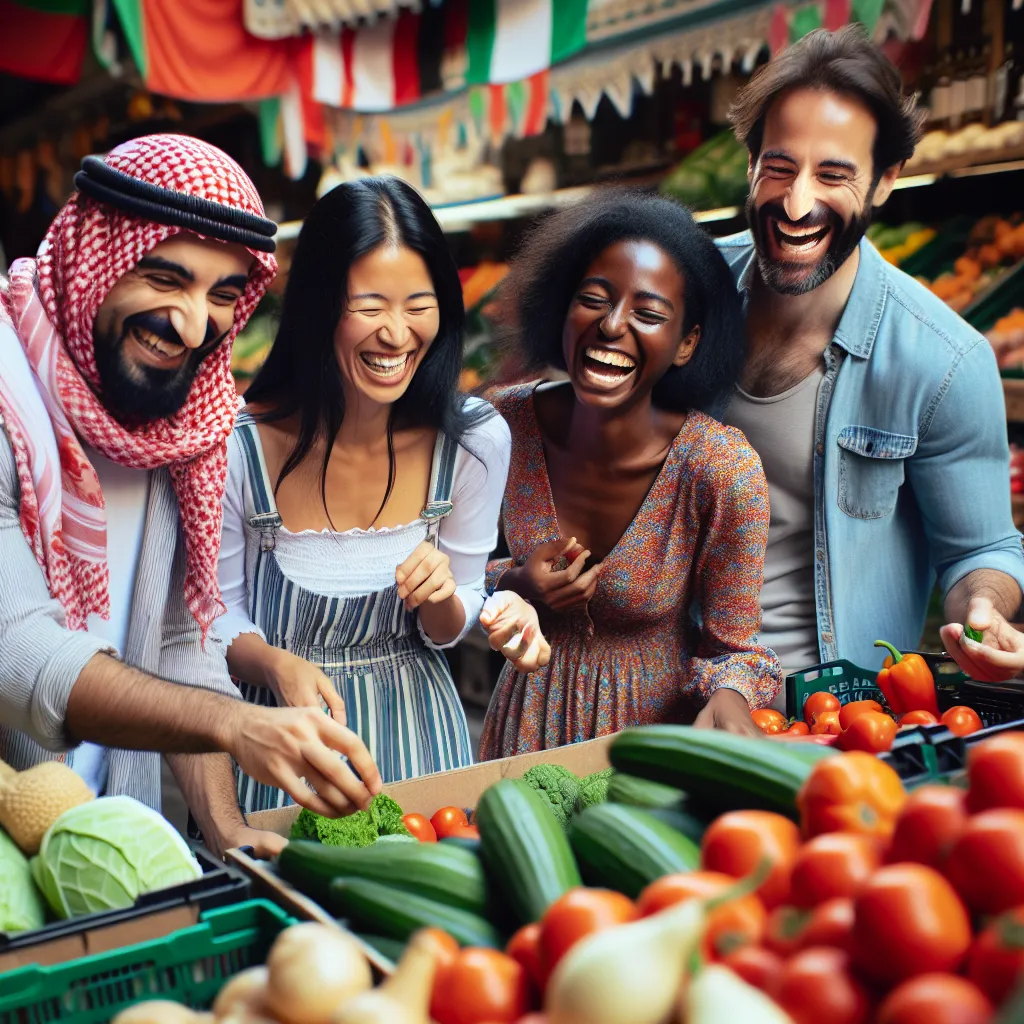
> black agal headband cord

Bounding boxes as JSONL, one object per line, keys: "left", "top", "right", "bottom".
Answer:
{"left": 73, "top": 156, "right": 278, "bottom": 254}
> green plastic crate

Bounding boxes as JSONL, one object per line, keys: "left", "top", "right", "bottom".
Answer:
{"left": 0, "top": 899, "right": 293, "bottom": 1024}
{"left": 785, "top": 657, "right": 1024, "bottom": 728}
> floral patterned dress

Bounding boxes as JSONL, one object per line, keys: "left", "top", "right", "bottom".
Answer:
{"left": 480, "top": 382, "right": 781, "bottom": 759}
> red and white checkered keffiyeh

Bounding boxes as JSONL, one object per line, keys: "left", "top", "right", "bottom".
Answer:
{"left": 0, "top": 134, "right": 277, "bottom": 638}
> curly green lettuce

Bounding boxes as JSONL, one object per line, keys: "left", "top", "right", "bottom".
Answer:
{"left": 577, "top": 767, "right": 615, "bottom": 811}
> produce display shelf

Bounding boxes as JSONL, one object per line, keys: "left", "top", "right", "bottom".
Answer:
{"left": 0, "top": 900, "right": 292, "bottom": 1024}
{"left": 785, "top": 657, "right": 1024, "bottom": 731}
{"left": 0, "top": 845, "right": 252, "bottom": 972}
{"left": 1005, "top": 378, "right": 1024, "bottom": 421}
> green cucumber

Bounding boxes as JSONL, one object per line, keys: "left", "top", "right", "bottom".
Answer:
{"left": 475, "top": 779, "right": 582, "bottom": 925}
{"left": 608, "top": 772, "right": 688, "bottom": 811}
{"left": 440, "top": 836, "right": 483, "bottom": 854}
{"left": 330, "top": 877, "right": 501, "bottom": 948}
{"left": 610, "top": 726, "right": 815, "bottom": 817}
{"left": 277, "top": 839, "right": 490, "bottom": 916}
{"left": 644, "top": 807, "right": 708, "bottom": 845}
{"left": 570, "top": 803, "right": 701, "bottom": 898}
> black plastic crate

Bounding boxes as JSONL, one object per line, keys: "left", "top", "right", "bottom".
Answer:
{"left": 0, "top": 844, "right": 250, "bottom": 959}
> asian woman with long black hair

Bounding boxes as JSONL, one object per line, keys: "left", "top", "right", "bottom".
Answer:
{"left": 215, "top": 177, "right": 548, "bottom": 811}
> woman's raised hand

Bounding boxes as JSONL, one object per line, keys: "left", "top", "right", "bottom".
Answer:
{"left": 506, "top": 536, "right": 602, "bottom": 613}
{"left": 266, "top": 648, "right": 347, "bottom": 725}
{"left": 480, "top": 591, "right": 552, "bottom": 674}
{"left": 396, "top": 541, "right": 457, "bottom": 610}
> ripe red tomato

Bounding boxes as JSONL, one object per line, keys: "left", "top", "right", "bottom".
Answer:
{"left": 539, "top": 888, "right": 638, "bottom": 978}
{"left": 887, "top": 785, "right": 968, "bottom": 870}
{"left": 876, "top": 973, "right": 993, "bottom": 1024}
{"left": 940, "top": 706, "right": 983, "bottom": 737}
{"left": 790, "top": 833, "right": 883, "bottom": 907}
{"left": 402, "top": 813, "right": 438, "bottom": 842}
{"left": 637, "top": 871, "right": 766, "bottom": 960}
{"left": 801, "top": 898, "right": 856, "bottom": 954}
{"left": 701, "top": 810, "right": 801, "bottom": 909}
{"left": 804, "top": 691, "right": 841, "bottom": 727}
{"left": 444, "top": 823, "right": 480, "bottom": 841}
{"left": 899, "top": 710, "right": 940, "bottom": 727}
{"left": 853, "top": 864, "right": 972, "bottom": 985}
{"left": 719, "top": 945, "right": 784, "bottom": 997}
{"left": 506, "top": 923, "right": 544, "bottom": 992}
{"left": 430, "top": 806, "right": 470, "bottom": 838}
{"left": 430, "top": 948, "right": 530, "bottom": 1024}
{"left": 967, "top": 733, "right": 1024, "bottom": 812}
{"left": 968, "top": 905, "right": 1024, "bottom": 1006}
{"left": 838, "top": 711, "right": 898, "bottom": 753}
{"left": 838, "top": 699, "right": 885, "bottom": 731}
{"left": 786, "top": 721, "right": 811, "bottom": 735}
{"left": 752, "top": 709, "right": 788, "bottom": 734}
{"left": 420, "top": 927, "right": 460, "bottom": 971}
{"left": 945, "top": 809, "right": 1024, "bottom": 915}
{"left": 811, "top": 710, "right": 843, "bottom": 736}
{"left": 776, "top": 946, "right": 871, "bottom": 1024}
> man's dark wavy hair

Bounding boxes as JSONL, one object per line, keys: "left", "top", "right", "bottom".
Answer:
{"left": 502, "top": 190, "right": 747, "bottom": 413}
{"left": 728, "top": 25, "right": 926, "bottom": 176}
{"left": 245, "top": 176, "right": 489, "bottom": 525}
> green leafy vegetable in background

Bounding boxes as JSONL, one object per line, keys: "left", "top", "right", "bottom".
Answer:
{"left": 30, "top": 796, "right": 202, "bottom": 919}
{"left": 577, "top": 767, "right": 615, "bottom": 811}
{"left": 368, "top": 794, "right": 412, "bottom": 837}
{"left": 521, "top": 764, "right": 581, "bottom": 832}
{"left": 0, "top": 827, "right": 45, "bottom": 932}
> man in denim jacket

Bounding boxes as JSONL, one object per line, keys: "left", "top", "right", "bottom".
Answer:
{"left": 711, "top": 26, "right": 1024, "bottom": 706}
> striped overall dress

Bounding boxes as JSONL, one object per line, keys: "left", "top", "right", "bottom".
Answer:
{"left": 232, "top": 413, "right": 474, "bottom": 813}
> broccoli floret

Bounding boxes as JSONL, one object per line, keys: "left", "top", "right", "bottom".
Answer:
{"left": 521, "top": 764, "right": 581, "bottom": 832}
{"left": 577, "top": 767, "right": 615, "bottom": 811}
{"left": 368, "top": 794, "right": 411, "bottom": 837}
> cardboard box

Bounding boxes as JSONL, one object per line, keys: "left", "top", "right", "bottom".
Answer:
{"left": 247, "top": 734, "right": 614, "bottom": 837}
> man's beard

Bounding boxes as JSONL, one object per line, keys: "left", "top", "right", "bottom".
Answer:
{"left": 746, "top": 193, "right": 874, "bottom": 296}
{"left": 92, "top": 311, "right": 214, "bottom": 423}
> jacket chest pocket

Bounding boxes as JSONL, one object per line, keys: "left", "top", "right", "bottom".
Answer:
{"left": 837, "top": 426, "right": 917, "bottom": 520}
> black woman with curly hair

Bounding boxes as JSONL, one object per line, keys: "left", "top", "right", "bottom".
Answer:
{"left": 481, "top": 192, "right": 782, "bottom": 757}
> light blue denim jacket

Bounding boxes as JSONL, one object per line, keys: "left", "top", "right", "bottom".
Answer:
{"left": 714, "top": 231, "right": 1024, "bottom": 671}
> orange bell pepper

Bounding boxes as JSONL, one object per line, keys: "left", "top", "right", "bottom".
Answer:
{"left": 873, "top": 640, "right": 938, "bottom": 718}
{"left": 796, "top": 751, "right": 907, "bottom": 840}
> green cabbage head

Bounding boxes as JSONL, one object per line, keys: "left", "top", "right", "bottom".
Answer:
{"left": 30, "top": 796, "right": 202, "bottom": 919}
{"left": 0, "top": 827, "right": 46, "bottom": 932}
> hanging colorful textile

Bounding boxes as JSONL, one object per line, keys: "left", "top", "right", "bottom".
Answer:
{"left": 110, "top": 0, "right": 294, "bottom": 101}
{"left": 466, "top": 0, "right": 589, "bottom": 85}
{"left": 0, "top": 0, "right": 88, "bottom": 84}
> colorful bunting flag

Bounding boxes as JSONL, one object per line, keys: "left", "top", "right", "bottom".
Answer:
{"left": 466, "top": 0, "right": 589, "bottom": 86}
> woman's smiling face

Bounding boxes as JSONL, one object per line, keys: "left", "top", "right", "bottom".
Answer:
{"left": 562, "top": 240, "right": 699, "bottom": 410}
{"left": 334, "top": 244, "right": 440, "bottom": 407}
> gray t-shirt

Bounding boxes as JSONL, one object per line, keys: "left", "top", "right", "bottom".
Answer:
{"left": 724, "top": 367, "right": 824, "bottom": 680}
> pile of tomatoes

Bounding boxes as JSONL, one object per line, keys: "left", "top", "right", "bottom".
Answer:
{"left": 753, "top": 690, "right": 983, "bottom": 754}
{"left": 401, "top": 805, "right": 480, "bottom": 842}
{"left": 711, "top": 732, "right": 1024, "bottom": 1023}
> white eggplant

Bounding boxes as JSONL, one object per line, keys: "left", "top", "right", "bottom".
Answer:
{"left": 683, "top": 965, "right": 796, "bottom": 1024}
{"left": 546, "top": 897, "right": 705, "bottom": 1024}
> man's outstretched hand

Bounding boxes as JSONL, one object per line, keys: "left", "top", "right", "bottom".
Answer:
{"left": 941, "top": 596, "right": 1024, "bottom": 683}
{"left": 223, "top": 705, "right": 382, "bottom": 818}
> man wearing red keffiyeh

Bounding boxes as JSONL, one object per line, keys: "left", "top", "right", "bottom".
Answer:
{"left": 0, "top": 135, "right": 381, "bottom": 856}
